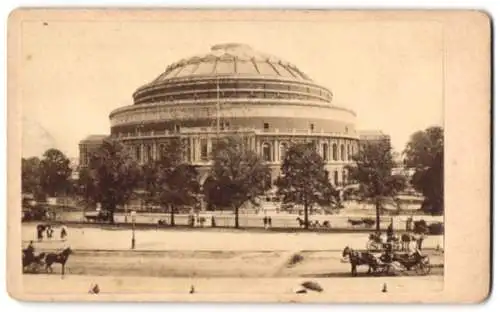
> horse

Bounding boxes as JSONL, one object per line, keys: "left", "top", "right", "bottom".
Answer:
{"left": 347, "top": 218, "right": 364, "bottom": 227}
{"left": 157, "top": 219, "right": 167, "bottom": 227}
{"left": 361, "top": 218, "right": 375, "bottom": 228}
{"left": 341, "top": 246, "right": 378, "bottom": 276}
{"left": 44, "top": 247, "right": 72, "bottom": 276}
{"left": 296, "top": 217, "right": 312, "bottom": 228}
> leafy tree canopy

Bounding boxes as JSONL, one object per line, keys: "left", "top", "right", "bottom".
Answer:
{"left": 209, "top": 136, "right": 271, "bottom": 228}
{"left": 404, "top": 126, "right": 444, "bottom": 215}
{"left": 80, "top": 139, "right": 141, "bottom": 222}
{"left": 346, "top": 140, "right": 406, "bottom": 230}
{"left": 275, "top": 142, "right": 337, "bottom": 229}
{"left": 143, "top": 138, "right": 200, "bottom": 225}
{"left": 21, "top": 157, "right": 44, "bottom": 200}
{"left": 39, "top": 148, "right": 72, "bottom": 198}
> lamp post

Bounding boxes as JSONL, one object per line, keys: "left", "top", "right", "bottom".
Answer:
{"left": 131, "top": 210, "right": 136, "bottom": 249}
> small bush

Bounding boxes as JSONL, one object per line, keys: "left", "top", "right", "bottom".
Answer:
{"left": 288, "top": 253, "right": 304, "bottom": 266}
{"left": 428, "top": 222, "right": 444, "bottom": 235}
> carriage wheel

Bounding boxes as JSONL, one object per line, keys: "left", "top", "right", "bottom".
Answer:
{"left": 415, "top": 260, "right": 432, "bottom": 275}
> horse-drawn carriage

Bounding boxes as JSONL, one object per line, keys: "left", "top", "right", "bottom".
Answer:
{"left": 84, "top": 210, "right": 110, "bottom": 223}
{"left": 22, "top": 249, "right": 46, "bottom": 273}
{"left": 22, "top": 246, "right": 73, "bottom": 275}
{"left": 341, "top": 246, "right": 431, "bottom": 277}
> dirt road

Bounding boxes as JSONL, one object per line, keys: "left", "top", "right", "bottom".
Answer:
{"left": 25, "top": 249, "right": 443, "bottom": 278}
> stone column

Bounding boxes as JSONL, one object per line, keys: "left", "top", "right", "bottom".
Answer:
{"left": 274, "top": 139, "right": 279, "bottom": 163}
{"left": 207, "top": 137, "right": 213, "bottom": 156}
{"left": 194, "top": 138, "right": 199, "bottom": 162}
{"left": 250, "top": 136, "right": 256, "bottom": 152}
{"left": 140, "top": 143, "right": 145, "bottom": 164}
{"left": 189, "top": 137, "right": 194, "bottom": 162}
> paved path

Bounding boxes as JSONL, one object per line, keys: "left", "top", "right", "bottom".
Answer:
{"left": 23, "top": 224, "right": 444, "bottom": 252}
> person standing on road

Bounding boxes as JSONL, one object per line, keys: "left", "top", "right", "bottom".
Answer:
{"left": 46, "top": 225, "right": 54, "bottom": 239}
{"left": 386, "top": 218, "right": 394, "bottom": 243}
{"left": 36, "top": 224, "right": 44, "bottom": 241}
{"left": 416, "top": 232, "right": 425, "bottom": 251}
{"left": 60, "top": 224, "right": 68, "bottom": 240}
{"left": 409, "top": 236, "right": 423, "bottom": 259}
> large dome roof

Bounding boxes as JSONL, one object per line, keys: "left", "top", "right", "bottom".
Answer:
{"left": 146, "top": 43, "right": 312, "bottom": 85}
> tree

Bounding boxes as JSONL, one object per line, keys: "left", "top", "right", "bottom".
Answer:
{"left": 143, "top": 138, "right": 200, "bottom": 226}
{"left": 346, "top": 140, "right": 406, "bottom": 231}
{"left": 275, "top": 142, "right": 338, "bottom": 230}
{"left": 404, "top": 126, "right": 444, "bottom": 215}
{"left": 21, "top": 157, "right": 44, "bottom": 200}
{"left": 81, "top": 139, "right": 141, "bottom": 223}
{"left": 210, "top": 137, "right": 271, "bottom": 228}
{"left": 39, "top": 149, "right": 72, "bottom": 198}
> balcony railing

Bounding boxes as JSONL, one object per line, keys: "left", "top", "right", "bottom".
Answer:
{"left": 114, "top": 127, "right": 359, "bottom": 140}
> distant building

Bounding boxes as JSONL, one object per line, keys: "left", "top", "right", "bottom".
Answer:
{"left": 79, "top": 43, "right": 359, "bottom": 187}
{"left": 69, "top": 157, "right": 80, "bottom": 180}
{"left": 79, "top": 135, "right": 108, "bottom": 168}
{"left": 358, "top": 130, "right": 391, "bottom": 147}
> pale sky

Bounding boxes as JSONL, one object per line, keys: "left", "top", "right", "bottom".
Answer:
{"left": 19, "top": 18, "right": 443, "bottom": 158}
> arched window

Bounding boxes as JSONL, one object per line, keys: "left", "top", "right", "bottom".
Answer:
{"left": 346, "top": 144, "right": 351, "bottom": 161}
{"left": 351, "top": 145, "right": 355, "bottom": 159}
{"left": 322, "top": 143, "right": 328, "bottom": 161}
{"left": 200, "top": 139, "right": 208, "bottom": 161}
{"left": 342, "top": 170, "right": 347, "bottom": 185}
{"left": 158, "top": 144, "right": 165, "bottom": 159}
{"left": 262, "top": 143, "right": 271, "bottom": 162}
{"left": 340, "top": 144, "right": 345, "bottom": 161}
{"left": 334, "top": 171, "right": 339, "bottom": 185}
{"left": 280, "top": 143, "right": 288, "bottom": 161}
{"left": 135, "top": 145, "right": 142, "bottom": 163}
{"left": 145, "top": 145, "right": 152, "bottom": 163}
{"left": 332, "top": 143, "right": 338, "bottom": 161}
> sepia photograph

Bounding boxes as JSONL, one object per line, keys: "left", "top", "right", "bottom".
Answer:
{"left": 7, "top": 9, "right": 490, "bottom": 303}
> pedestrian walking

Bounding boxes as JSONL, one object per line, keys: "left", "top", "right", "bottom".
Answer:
{"left": 386, "top": 218, "right": 394, "bottom": 243}
{"left": 416, "top": 233, "right": 425, "bottom": 251}
{"left": 60, "top": 224, "right": 68, "bottom": 240}
{"left": 46, "top": 225, "right": 53, "bottom": 239}
{"left": 36, "top": 224, "right": 44, "bottom": 241}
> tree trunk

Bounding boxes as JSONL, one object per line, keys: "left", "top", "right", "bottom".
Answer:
{"left": 234, "top": 204, "right": 239, "bottom": 229}
{"left": 375, "top": 201, "right": 381, "bottom": 232}
{"left": 107, "top": 203, "right": 115, "bottom": 224}
{"left": 170, "top": 204, "right": 175, "bottom": 226}
{"left": 304, "top": 201, "right": 309, "bottom": 230}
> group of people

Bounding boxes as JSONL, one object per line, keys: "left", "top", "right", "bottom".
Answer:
{"left": 263, "top": 216, "right": 273, "bottom": 229}
{"left": 36, "top": 224, "right": 68, "bottom": 241}
{"left": 375, "top": 219, "right": 425, "bottom": 266}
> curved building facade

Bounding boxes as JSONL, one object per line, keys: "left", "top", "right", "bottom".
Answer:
{"left": 108, "top": 43, "right": 359, "bottom": 185}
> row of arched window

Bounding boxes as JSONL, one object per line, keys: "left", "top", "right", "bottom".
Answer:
{"left": 132, "top": 140, "right": 357, "bottom": 164}
{"left": 261, "top": 141, "right": 356, "bottom": 163}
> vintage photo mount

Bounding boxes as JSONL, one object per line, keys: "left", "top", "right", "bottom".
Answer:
{"left": 6, "top": 9, "right": 492, "bottom": 303}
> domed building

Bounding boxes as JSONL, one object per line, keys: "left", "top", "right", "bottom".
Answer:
{"left": 85, "top": 43, "right": 359, "bottom": 187}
